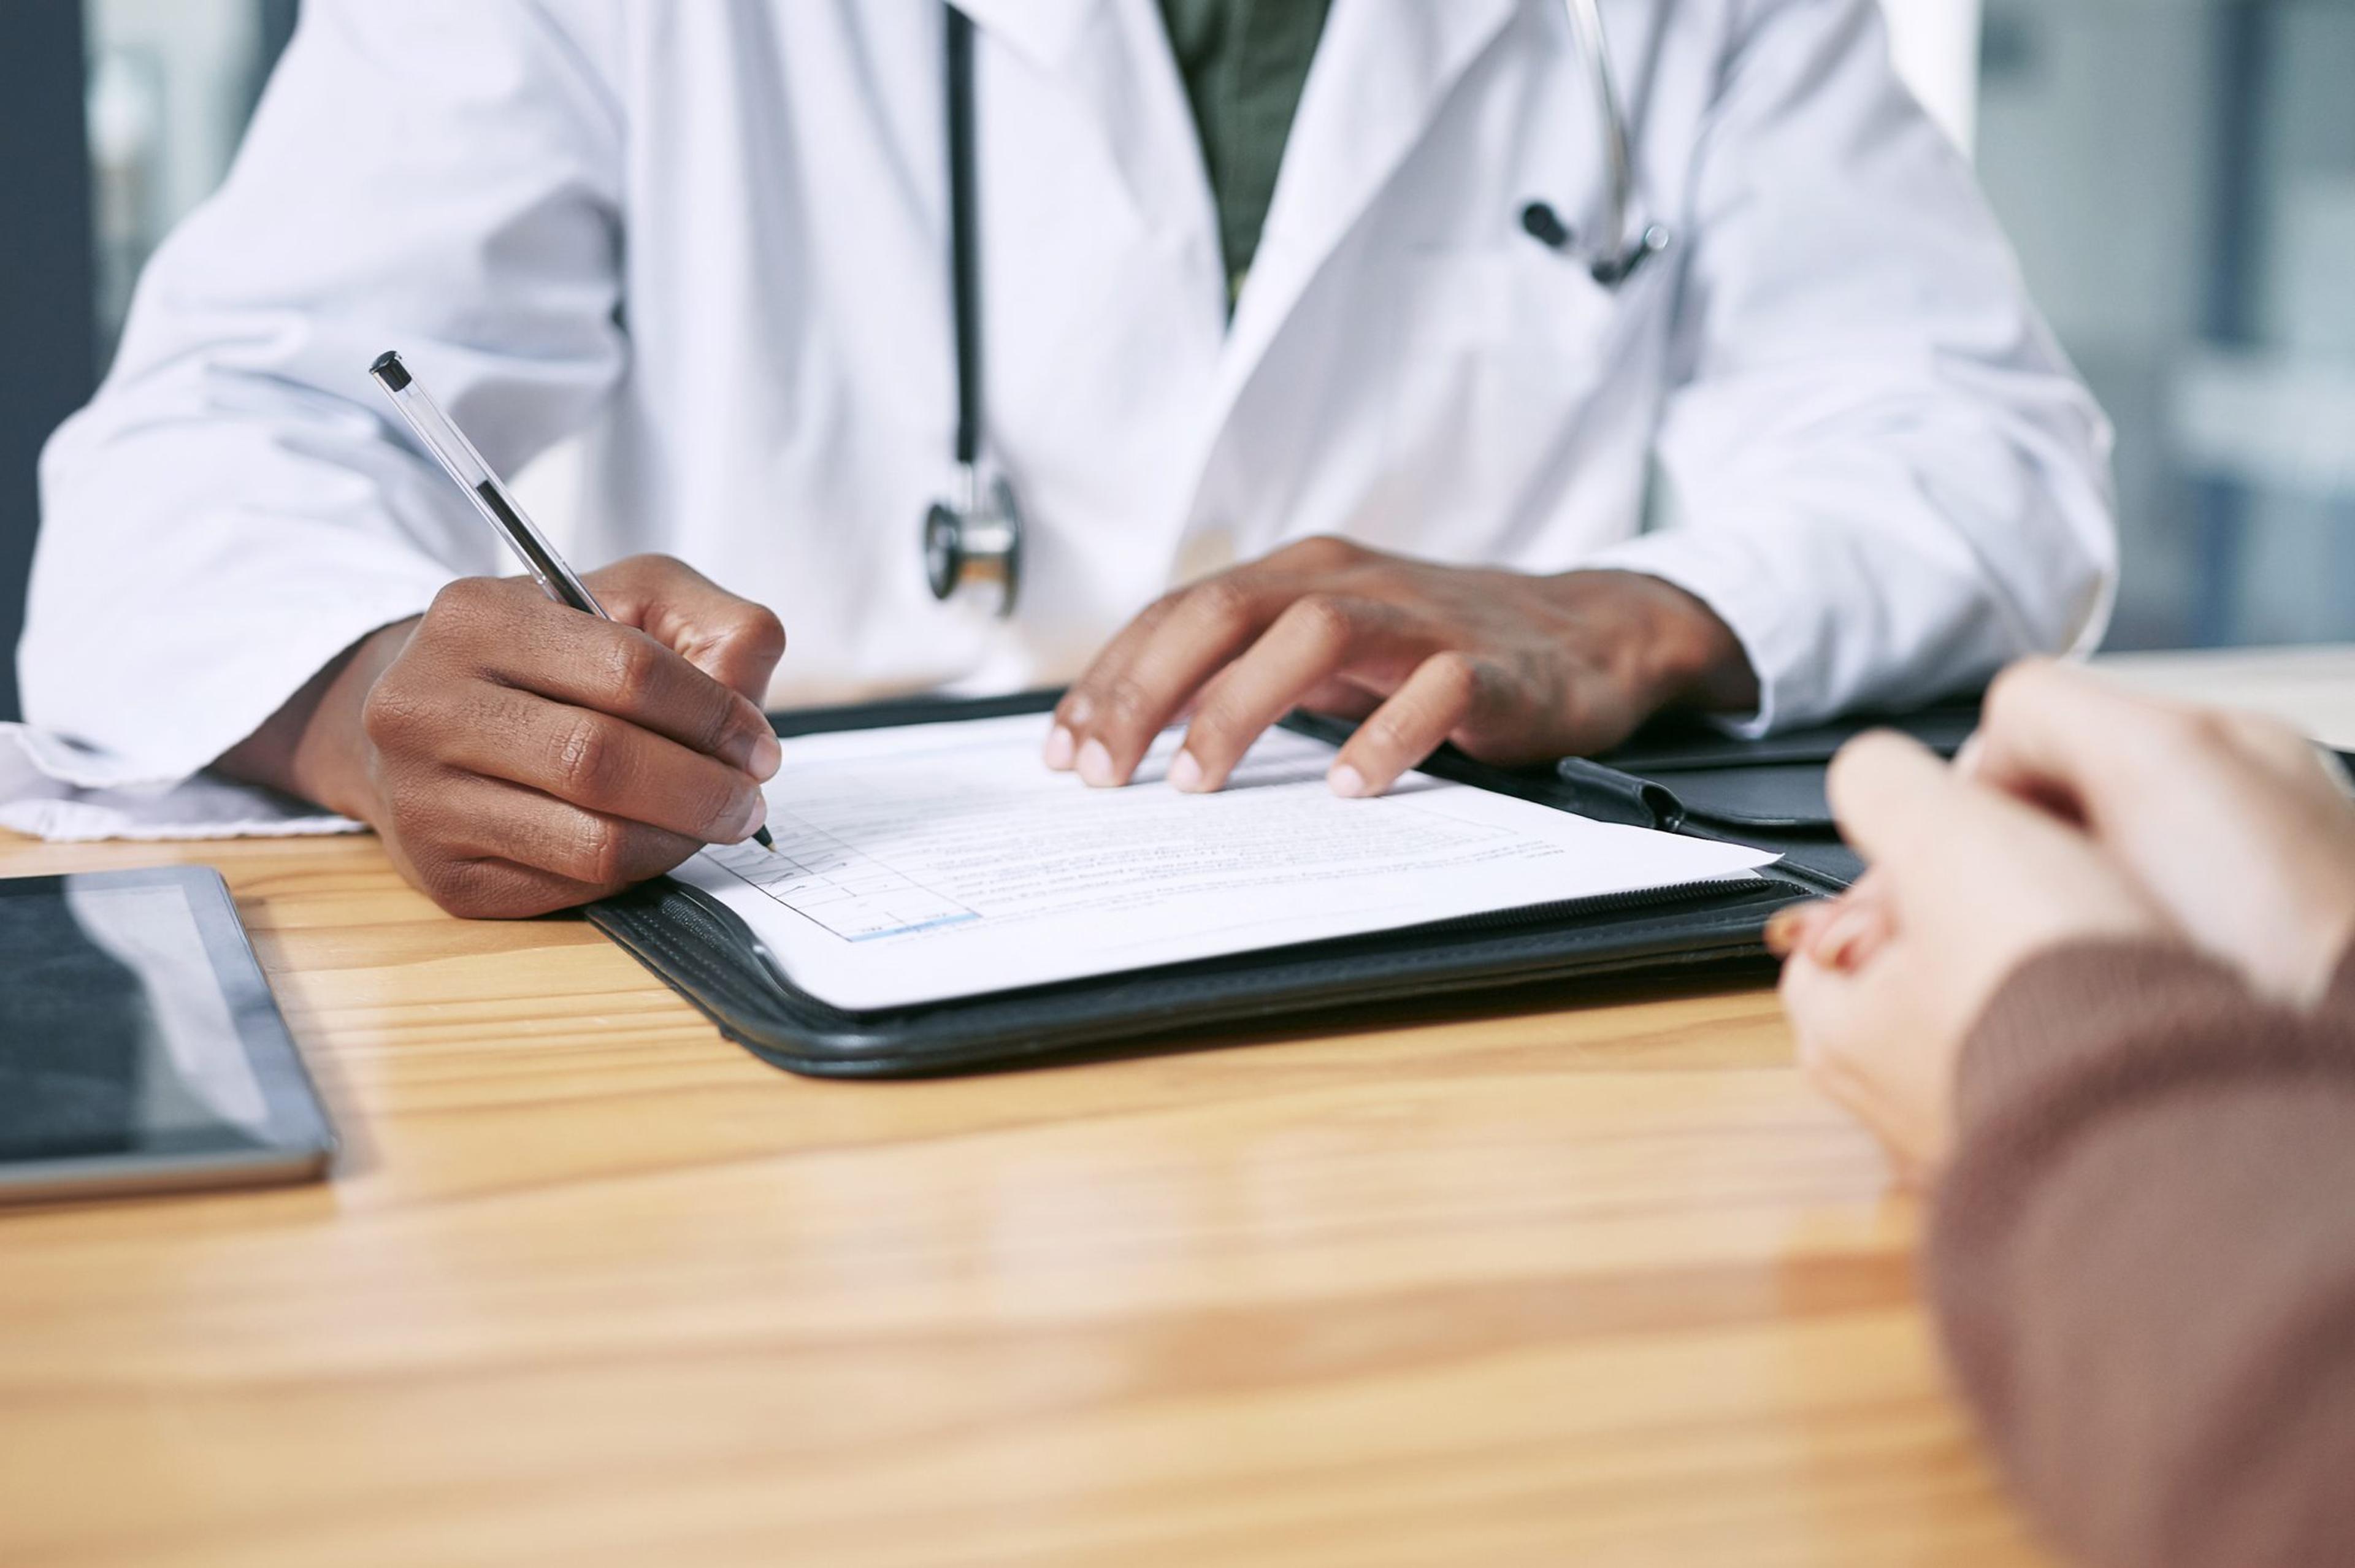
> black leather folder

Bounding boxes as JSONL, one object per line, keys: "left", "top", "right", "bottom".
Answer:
{"left": 585, "top": 691, "right": 1975, "bottom": 1079}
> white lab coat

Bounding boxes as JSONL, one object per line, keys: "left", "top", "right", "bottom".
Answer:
{"left": 25, "top": 0, "right": 2115, "bottom": 795}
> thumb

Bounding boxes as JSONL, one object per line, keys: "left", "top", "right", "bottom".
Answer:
{"left": 1829, "top": 729, "right": 2112, "bottom": 928}
{"left": 591, "top": 554, "right": 787, "bottom": 703}
{"left": 1824, "top": 730, "right": 1967, "bottom": 876}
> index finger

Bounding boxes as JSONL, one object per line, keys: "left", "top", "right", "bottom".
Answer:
{"left": 1054, "top": 572, "right": 1301, "bottom": 787}
{"left": 478, "top": 592, "right": 779, "bottom": 778}
{"left": 1972, "top": 658, "right": 2330, "bottom": 823}
{"left": 1825, "top": 730, "right": 2070, "bottom": 900}
{"left": 584, "top": 554, "right": 789, "bottom": 702}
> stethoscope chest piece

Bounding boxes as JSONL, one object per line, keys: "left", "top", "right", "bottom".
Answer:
{"left": 924, "top": 469, "right": 1022, "bottom": 618}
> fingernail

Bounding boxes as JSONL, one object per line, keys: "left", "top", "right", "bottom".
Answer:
{"left": 1169, "top": 750, "right": 1205, "bottom": 793}
{"left": 721, "top": 719, "right": 781, "bottom": 780}
{"left": 1078, "top": 738, "right": 1118, "bottom": 788}
{"left": 1043, "top": 725, "right": 1076, "bottom": 771}
{"left": 1813, "top": 904, "right": 1888, "bottom": 973}
{"left": 1328, "top": 763, "right": 1369, "bottom": 798}
{"left": 731, "top": 792, "right": 769, "bottom": 843}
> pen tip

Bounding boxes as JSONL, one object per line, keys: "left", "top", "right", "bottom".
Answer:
{"left": 369, "top": 351, "right": 410, "bottom": 391}
{"left": 752, "top": 825, "right": 776, "bottom": 852}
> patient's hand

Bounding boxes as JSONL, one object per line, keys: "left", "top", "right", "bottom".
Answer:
{"left": 1961, "top": 659, "right": 2355, "bottom": 1008}
{"left": 1043, "top": 537, "right": 1759, "bottom": 797}
{"left": 219, "top": 554, "right": 785, "bottom": 919}
{"left": 1772, "top": 730, "right": 2172, "bottom": 1183}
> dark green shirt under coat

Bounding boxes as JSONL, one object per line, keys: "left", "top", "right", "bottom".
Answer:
{"left": 1157, "top": 0, "right": 1334, "bottom": 302}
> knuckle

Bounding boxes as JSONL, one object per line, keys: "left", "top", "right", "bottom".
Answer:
{"left": 1416, "top": 652, "right": 1482, "bottom": 713}
{"left": 597, "top": 633, "right": 664, "bottom": 710}
{"left": 737, "top": 603, "right": 788, "bottom": 661}
{"left": 1185, "top": 575, "right": 1258, "bottom": 634}
{"left": 1282, "top": 592, "right": 1358, "bottom": 651}
{"left": 567, "top": 814, "right": 632, "bottom": 889}
{"left": 1360, "top": 711, "right": 1428, "bottom": 761}
{"left": 687, "top": 686, "right": 741, "bottom": 756}
{"left": 1181, "top": 693, "right": 1248, "bottom": 755}
{"left": 426, "top": 575, "right": 503, "bottom": 631}
{"left": 2218, "top": 708, "right": 2303, "bottom": 760}
{"left": 377, "top": 771, "right": 437, "bottom": 835}
{"left": 1101, "top": 674, "right": 1160, "bottom": 729}
{"left": 1282, "top": 534, "right": 1360, "bottom": 572}
{"left": 603, "top": 553, "right": 675, "bottom": 592}
{"left": 1982, "top": 659, "right": 2062, "bottom": 733}
{"left": 359, "top": 677, "right": 428, "bottom": 750}
{"left": 1365, "top": 656, "right": 1479, "bottom": 754}
{"left": 550, "top": 713, "right": 626, "bottom": 800}
{"left": 689, "top": 771, "right": 750, "bottom": 835}
{"left": 419, "top": 857, "right": 508, "bottom": 920}
{"left": 1426, "top": 648, "right": 1481, "bottom": 692}
{"left": 2162, "top": 704, "right": 2238, "bottom": 755}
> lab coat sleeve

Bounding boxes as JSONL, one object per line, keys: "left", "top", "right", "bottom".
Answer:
{"left": 1583, "top": 0, "right": 2116, "bottom": 734}
{"left": 22, "top": 0, "right": 626, "bottom": 787}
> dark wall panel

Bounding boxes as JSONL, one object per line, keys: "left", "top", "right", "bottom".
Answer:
{"left": 0, "top": 6, "right": 98, "bottom": 723}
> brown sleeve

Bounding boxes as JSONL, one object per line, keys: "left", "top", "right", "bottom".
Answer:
{"left": 1928, "top": 941, "right": 2355, "bottom": 1568}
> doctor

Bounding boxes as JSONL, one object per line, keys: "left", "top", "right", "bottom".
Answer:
{"left": 27, "top": 0, "right": 2113, "bottom": 918}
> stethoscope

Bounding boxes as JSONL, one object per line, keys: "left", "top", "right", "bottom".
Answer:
{"left": 924, "top": 0, "right": 1673, "bottom": 616}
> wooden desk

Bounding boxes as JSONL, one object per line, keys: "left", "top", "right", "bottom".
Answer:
{"left": 15, "top": 647, "right": 2350, "bottom": 1564}
{"left": 0, "top": 827, "right": 2047, "bottom": 1567}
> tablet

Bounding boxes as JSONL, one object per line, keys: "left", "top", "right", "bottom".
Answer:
{"left": 0, "top": 865, "right": 335, "bottom": 1204}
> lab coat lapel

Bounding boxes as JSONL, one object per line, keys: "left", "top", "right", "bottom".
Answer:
{"left": 1214, "top": 0, "right": 1522, "bottom": 410}
{"left": 948, "top": 0, "right": 1103, "bottom": 70}
{"left": 953, "top": 0, "right": 1211, "bottom": 246}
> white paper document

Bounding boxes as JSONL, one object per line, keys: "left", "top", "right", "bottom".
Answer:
{"left": 673, "top": 714, "right": 1777, "bottom": 1011}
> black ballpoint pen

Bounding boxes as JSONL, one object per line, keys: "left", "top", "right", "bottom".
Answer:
{"left": 367, "top": 351, "right": 777, "bottom": 852}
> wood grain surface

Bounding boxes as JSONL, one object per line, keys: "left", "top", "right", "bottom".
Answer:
{"left": 0, "top": 830, "right": 2053, "bottom": 1568}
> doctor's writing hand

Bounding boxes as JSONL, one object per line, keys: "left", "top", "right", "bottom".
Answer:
{"left": 219, "top": 554, "right": 786, "bottom": 919}
{"left": 1046, "top": 538, "right": 1758, "bottom": 795}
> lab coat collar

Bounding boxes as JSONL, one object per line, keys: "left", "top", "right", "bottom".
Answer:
{"left": 950, "top": 0, "right": 1105, "bottom": 72}
{"left": 955, "top": 0, "right": 1208, "bottom": 268}
{"left": 1211, "top": 0, "right": 1523, "bottom": 433}
{"left": 957, "top": 0, "right": 1526, "bottom": 526}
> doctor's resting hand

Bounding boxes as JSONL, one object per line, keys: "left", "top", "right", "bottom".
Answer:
{"left": 1043, "top": 537, "right": 1760, "bottom": 795}
{"left": 1768, "top": 667, "right": 2355, "bottom": 1568}
{"left": 218, "top": 555, "right": 786, "bottom": 919}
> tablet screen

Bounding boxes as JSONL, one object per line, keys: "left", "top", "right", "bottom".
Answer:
{"left": 0, "top": 873, "right": 313, "bottom": 1166}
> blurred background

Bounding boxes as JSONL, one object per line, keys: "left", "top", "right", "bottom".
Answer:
{"left": 2, "top": 0, "right": 2351, "bottom": 721}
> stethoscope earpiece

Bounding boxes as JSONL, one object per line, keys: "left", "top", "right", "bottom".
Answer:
{"left": 1522, "top": 203, "right": 1674, "bottom": 289}
{"left": 1588, "top": 223, "right": 1674, "bottom": 287}
{"left": 1518, "top": 0, "right": 1668, "bottom": 292}
{"left": 1521, "top": 201, "right": 1576, "bottom": 250}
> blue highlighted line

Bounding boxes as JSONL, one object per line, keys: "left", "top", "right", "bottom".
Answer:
{"left": 846, "top": 912, "right": 982, "bottom": 943}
